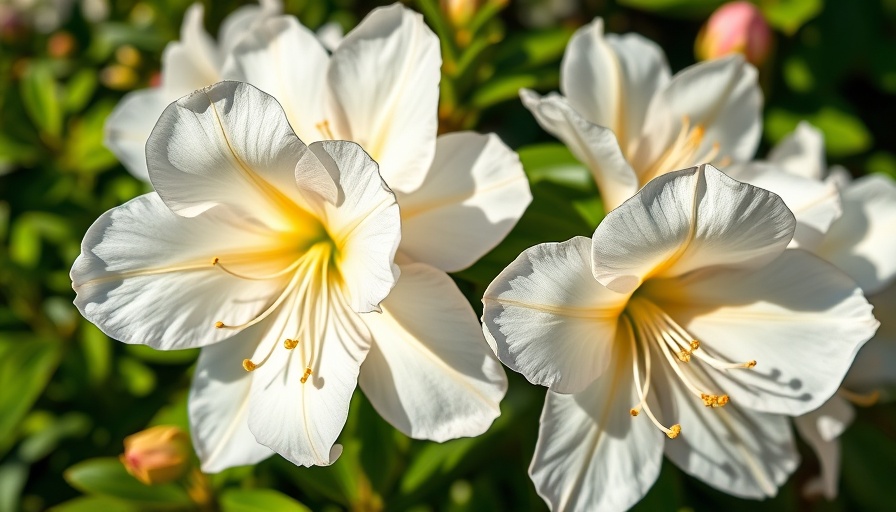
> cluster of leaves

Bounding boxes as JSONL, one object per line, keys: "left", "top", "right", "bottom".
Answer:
{"left": 0, "top": 0, "right": 895, "bottom": 511}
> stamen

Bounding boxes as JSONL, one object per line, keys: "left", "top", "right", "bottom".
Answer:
{"left": 624, "top": 314, "right": 682, "bottom": 440}
{"left": 300, "top": 367, "right": 313, "bottom": 384}
{"left": 242, "top": 359, "right": 257, "bottom": 372}
{"left": 677, "top": 350, "right": 692, "bottom": 363}
{"left": 315, "top": 120, "right": 335, "bottom": 140}
{"left": 213, "top": 256, "right": 305, "bottom": 281}
{"left": 838, "top": 388, "right": 881, "bottom": 407}
{"left": 701, "top": 393, "right": 730, "bottom": 408}
{"left": 667, "top": 424, "right": 682, "bottom": 439}
{"left": 630, "top": 408, "right": 639, "bottom": 417}
{"left": 283, "top": 339, "right": 298, "bottom": 350}
{"left": 215, "top": 321, "right": 225, "bottom": 329}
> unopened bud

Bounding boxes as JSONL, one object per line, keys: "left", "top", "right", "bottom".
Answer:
{"left": 695, "top": 2, "right": 772, "bottom": 67}
{"left": 120, "top": 425, "right": 190, "bottom": 485}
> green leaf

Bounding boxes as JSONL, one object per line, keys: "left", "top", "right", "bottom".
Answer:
{"left": 471, "top": 71, "right": 559, "bottom": 109}
{"left": 50, "top": 496, "right": 141, "bottom": 512}
{"left": 63, "top": 458, "right": 192, "bottom": 506}
{"left": 496, "top": 28, "right": 575, "bottom": 71}
{"left": 617, "top": 0, "right": 724, "bottom": 17}
{"left": 760, "top": 0, "right": 823, "bottom": 35}
{"left": 517, "top": 143, "right": 593, "bottom": 190}
{"left": 62, "top": 100, "right": 119, "bottom": 175}
{"left": 0, "top": 335, "right": 62, "bottom": 457}
{"left": 65, "top": 70, "right": 98, "bottom": 114}
{"left": 765, "top": 107, "right": 872, "bottom": 157}
{"left": 126, "top": 344, "right": 199, "bottom": 365}
{"left": 118, "top": 357, "right": 157, "bottom": 397}
{"left": 219, "top": 489, "right": 310, "bottom": 512}
{"left": 80, "top": 324, "right": 112, "bottom": 385}
{"left": 20, "top": 61, "right": 63, "bottom": 139}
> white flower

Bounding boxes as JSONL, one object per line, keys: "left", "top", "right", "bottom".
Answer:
{"left": 521, "top": 17, "right": 761, "bottom": 211}
{"left": 104, "top": 0, "right": 281, "bottom": 180}
{"left": 73, "top": 82, "right": 402, "bottom": 468}
{"left": 482, "top": 164, "right": 877, "bottom": 511}
{"left": 212, "top": 2, "right": 528, "bottom": 458}
{"left": 737, "top": 123, "right": 896, "bottom": 499}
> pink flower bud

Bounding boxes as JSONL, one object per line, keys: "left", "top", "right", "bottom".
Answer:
{"left": 120, "top": 426, "right": 190, "bottom": 485}
{"left": 695, "top": 2, "right": 772, "bottom": 66}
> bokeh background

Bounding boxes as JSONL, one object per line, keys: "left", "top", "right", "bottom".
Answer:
{"left": 1, "top": 0, "right": 895, "bottom": 510}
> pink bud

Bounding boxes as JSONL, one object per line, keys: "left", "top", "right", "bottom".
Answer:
{"left": 120, "top": 426, "right": 190, "bottom": 485}
{"left": 695, "top": 2, "right": 772, "bottom": 66}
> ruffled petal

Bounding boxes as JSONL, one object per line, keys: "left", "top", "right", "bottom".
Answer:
{"left": 217, "top": 0, "right": 282, "bottom": 56}
{"left": 530, "top": 346, "right": 664, "bottom": 512}
{"left": 644, "top": 249, "right": 878, "bottom": 416}
{"left": 725, "top": 161, "right": 841, "bottom": 250}
{"left": 592, "top": 164, "right": 794, "bottom": 293}
{"left": 816, "top": 174, "right": 896, "bottom": 294}
{"left": 103, "top": 87, "right": 170, "bottom": 181}
{"left": 520, "top": 89, "right": 639, "bottom": 211}
{"left": 359, "top": 263, "right": 506, "bottom": 441}
{"left": 226, "top": 15, "right": 330, "bottom": 142}
{"left": 327, "top": 4, "right": 440, "bottom": 193}
{"left": 161, "top": 4, "right": 220, "bottom": 97}
{"left": 767, "top": 122, "right": 826, "bottom": 181}
{"left": 71, "top": 193, "right": 290, "bottom": 350}
{"left": 189, "top": 335, "right": 274, "bottom": 473}
{"left": 561, "top": 18, "right": 670, "bottom": 153}
{"left": 397, "top": 132, "right": 531, "bottom": 272}
{"left": 482, "top": 237, "right": 628, "bottom": 394}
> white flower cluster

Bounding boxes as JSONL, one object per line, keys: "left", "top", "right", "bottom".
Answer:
{"left": 71, "top": 2, "right": 895, "bottom": 511}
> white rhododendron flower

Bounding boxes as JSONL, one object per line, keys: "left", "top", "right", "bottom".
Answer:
{"left": 521, "top": 17, "right": 761, "bottom": 211}
{"left": 74, "top": 82, "right": 405, "bottom": 468}
{"left": 217, "top": 2, "right": 527, "bottom": 454}
{"left": 104, "top": 0, "right": 281, "bottom": 180}
{"left": 738, "top": 123, "right": 896, "bottom": 499}
{"left": 482, "top": 164, "right": 878, "bottom": 511}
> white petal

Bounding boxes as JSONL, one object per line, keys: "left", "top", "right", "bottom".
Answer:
{"left": 637, "top": 55, "right": 761, "bottom": 174}
{"left": 656, "top": 363, "right": 799, "bottom": 499}
{"left": 227, "top": 15, "right": 330, "bottom": 142}
{"left": 843, "top": 283, "right": 896, "bottom": 390}
{"left": 161, "top": 4, "right": 220, "bottom": 97}
{"left": 103, "top": 87, "right": 169, "bottom": 181}
{"left": 644, "top": 249, "right": 878, "bottom": 416}
{"left": 307, "top": 140, "right": 401, "bottom": 313}
{"left": 316, "top": 21, "right": 344, "bottom": 52}
{"left": 482, "top": 237, "right": 628, "bottom": 393}
{"left": 397, "top": 132, "right": 531, "bottom": 272}
{"left": 217, "top": 0, "right": 282, "bottom": 56}
{"left": 71, "top": 194, "right": 290, "bottom": 350}
{"left": 359, "top": 263, "right": 506, "bottom": 441}
{"left": 768, "top": 121, "right": 826, "bottom": 181}
{"left": 725, "top": 161, "right": 841, "bottom": 250}
{"left": 561, "top": 18, "right": 670, "bottom": 152}
{"left": 531, "top": 350, "right": 664, "bottom": 512}
{"left": 327, "top": 4, "right": 440, "bottom": 193}
{"left": 793, "top": 394, "right": 854, "bottom": 499}
{"left": 816, "top": 174, "right": 896, "bottom": 294}
{"left": 592, "top": 164, "right": 794, "bottom": 293}
{"left": 520, "top": 89, "right": 638, "bottom": 211}
{"left": 247, "top": 291, "right": 370, "bottom": 467}
{"left": 147, "top": 81, "right": 311, "bottom": 229}
{"left": 189, "top": 335, "right": 274, "bottom": 473}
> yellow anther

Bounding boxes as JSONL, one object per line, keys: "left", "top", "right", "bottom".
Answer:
{"left": 690, "top": 340, "right": 700, "bottom": 351}
{"left": 242, "top": 359, "right": 257, "bottom": 372}
{"left": 212, "top": 257, "right": 219, "bottom": 265}
{"left": 667, "top": 424, "right": 681, "bottom": 439}
{"left": 677, "top": 350, "right": 692, "bottom": 363}
{"left": 701, "top": 393, "right": 729, "bottom": 408}
{"left": 300, "top": 367, "right": 312, "bottom": 384}
{"left": 215, "top": 321, "right": 225, "bottom": 328}
{"left": 283, "top": 338, "right": 298, "bottom": 350}
{"left": 716, "top": 394, "right": 730, "bottom": 407}
{"left": 745, "top": 360, "right": 757, "bottom": 368}
{"left": 630, "top": 408, "right": 640, "bottom": 417}
{"left": 701, "top": 393, "right": 715, "bottom": 407}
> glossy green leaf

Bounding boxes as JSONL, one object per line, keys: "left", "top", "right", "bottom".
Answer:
{"left": 20, "top": 61, "right": 63, "bottom": 139}
{"left": 518, "top": 143, "right": 593, "bottom": 189}
{"left": 219, "top": 489, "right": 311, "bottom": 512}
{"left": 472, "top": 71, "right": 559, "bottom": 109}
{"left": 63, "top": 458, "right": 192, "bottom": 506}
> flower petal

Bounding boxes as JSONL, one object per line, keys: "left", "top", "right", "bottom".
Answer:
{"left": 397, "top": 132, "right": 531, "bottom": 272}
{"left": 327, "top": 4, "right": 440, "bottom": 193}
{"left": 247, "top": 290, "right": 370, "bottom": 467}
{"left": 359, "top": 263, "right": 506, "bottom": 441}
{"left": 226, "top": 15, "right": 330, "bottom": 142}
{"left": 725, "top": 161, "right": 841, "bottom": 250}
{"left": 767, "top": 122, "right": 826, "bottom": 181}
{"left": 644, "top": 249, "right": 878, "bottom": 416}
{"left": 71, "top": 193, "right": 293, "bottom": 349}
{"left": 189, "top": 335, "right": 273, "bottom": 473}
{"left": 592, "top": 164, "right": 794, "bottom": 293}
{"left": 561, "top": 18, "right": 670, "bottom": 153}
{"left": 217, "top": 0, "right": 282, "bottom": 56}
{"left": 843, "top": 283, "right": 896, "bottom": 390}
{"left": 656, "top": 365, "right": 799, "bottom": 499}
{"left": 793, "top": 394, "right": 854, "bottom": 499}
{"left": 816, "top": 174, "right": 896, "bottom": 294}
{"left": 530, "top": 347, "right": 664, "bottom": 512}
{"left": 637, "top": 55, "right": 761, "bottom": 174}
{"left": 103, "top": 87, "right": 169, "bottom": 181}
{"left": 306, "top": 140, "right": 401, "bottom": 313}
{"left": 160, "top": 4, "right": 220, "bottom": 96}
{"left": 147, "top": 81, "right": 311, "bottom": 229}
{"left": 482, "top": 237, "right": 628, "bottom": 393}
{"left": 520, "top": 89, "right": 639, "bottom": 211}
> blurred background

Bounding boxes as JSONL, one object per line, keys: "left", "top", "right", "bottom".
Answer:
{"left": 1, "top": 0, "right": 895, "bottom": 510}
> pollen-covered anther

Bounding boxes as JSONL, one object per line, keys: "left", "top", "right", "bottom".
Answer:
{"left": 300, "top": 367, "right": 313, "bottom": 384}
{"left": 315, "top": 120, "right": 335, "bottom": 140}
{"left": 630, "top": 408, "right": 640, "bottom": 417}
{"left": 214, "top": 321, "right": 225, "bottom": 329}
{"left": 745, "top": 360, "right": 757, "bottom": 368}
{"left": 677, "top": 350, "right": 692, "bottom": 362}
{"left": 283, "top": 338, "right": 298, "bottom": 350}
{"left": 716, "top": 394, "right": 730, "bottom": 407}
{"left": 242, "top": 359, "right": 257, "bottom": 372}
{"left": 667, "top": 424, "right": 681, "bottom": 439}
{"left": 701, "top": 393, "right": 729, "bottom": 407}
{"left": 690, "top": 340, "right": 700, "bottom": 351}
{"left": 211, "top": 257, "right": 219, "bottom": 265}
